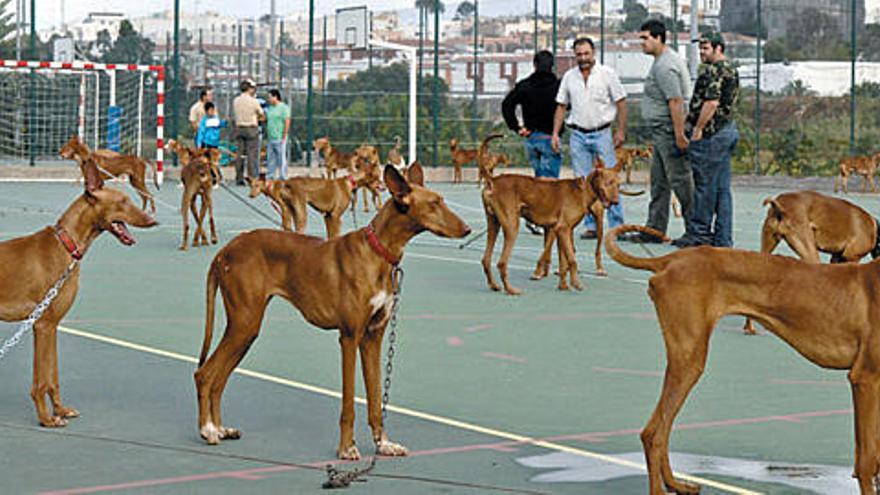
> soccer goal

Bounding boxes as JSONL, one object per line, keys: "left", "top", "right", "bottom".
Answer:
{"left": 0, "top": 60, "right": 165, "bottom": 184}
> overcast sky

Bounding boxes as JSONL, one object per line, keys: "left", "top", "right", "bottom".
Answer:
{"left": 36, "top": 0, "right": 880, "bottom": 30}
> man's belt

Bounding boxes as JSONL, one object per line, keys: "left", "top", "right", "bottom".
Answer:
{"left": 566, "top": 122, "right": 611, "bottom": 134}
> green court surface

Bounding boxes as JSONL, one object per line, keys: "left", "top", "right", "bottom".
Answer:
{"left": 0, "top": 179, "right": 874, "bottom": 494}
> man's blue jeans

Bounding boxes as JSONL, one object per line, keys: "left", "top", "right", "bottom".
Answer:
{"left": 266, "top": 140, "right": 288, "bottom": 180}
{"left": 687, "top": 122, "right": 739, "bottom": 247}
{"left": 524, "top": 131, "right": 561, "bottom": 178}
{"left": 569, "top": 127, "right": 624, "bottom": 231}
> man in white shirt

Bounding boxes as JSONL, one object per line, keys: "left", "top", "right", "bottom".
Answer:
{"left": 552, "top": 37, "right": 628, "bottom": 239}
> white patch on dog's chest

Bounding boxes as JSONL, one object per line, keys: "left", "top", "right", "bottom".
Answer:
{"left": 369, "top": 290, "right": 394, "bottom": 326}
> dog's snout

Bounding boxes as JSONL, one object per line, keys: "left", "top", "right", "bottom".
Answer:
{"left": 462, "top": 225, "right": 472, "bottom": 237}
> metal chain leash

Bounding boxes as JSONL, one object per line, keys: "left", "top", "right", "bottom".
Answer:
{"left": 349, "top": 197, "right": 359, "bottom": 230}
{"left": 323, "top": 265, "right": 404, "bottom": 489}
{"left": 0, "top": 260, "right": 78, "bottom": 362}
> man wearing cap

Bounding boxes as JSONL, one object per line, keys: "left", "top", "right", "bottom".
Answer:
{"left": 232, "top": 79, "right": 265, "bottom": 185}
{"left": 673, "top": 32, "right": 740, "bottom": 248}
{"left": 551, "top": 37, "right": 628, "bottom": 240}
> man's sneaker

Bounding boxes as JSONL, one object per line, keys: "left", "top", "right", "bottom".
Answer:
{"left": 580, "top": 230, "right": 598, "bottom": 240}
{"left": 621, "top": 232, "right": 664, "bottom": 244}
{"left": 525, "top": 221, "right": 542, "bottom": 236}
{"left": 672, "top": 235, "right": 710, "bottom": 248}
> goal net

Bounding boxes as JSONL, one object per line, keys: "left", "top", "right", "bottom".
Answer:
{"left": 0, "top": 60, "right": 165, "bottom": 184}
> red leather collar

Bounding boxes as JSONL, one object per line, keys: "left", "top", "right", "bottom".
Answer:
{"left": 53, "top": 225, "right": 83, "bottom": 260}
{"left": 364, "top": 223, "right": 400, "bottom": 266}
{"left": 347, "top": 175, "right": 358, "bottom": 189}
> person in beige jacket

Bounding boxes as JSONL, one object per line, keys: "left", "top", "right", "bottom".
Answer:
{"left": 232, "top": 79, "right": 265, "bottom": 185}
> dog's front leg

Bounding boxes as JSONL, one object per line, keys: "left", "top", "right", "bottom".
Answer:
{"left": 359, "top": 331, "right": 408, "bottom": 457}
{"left": 337, "top": 334, "right": 361, "bottom": 460}
{"left": 32, "top": 321, "right": 70, "bottom": 427}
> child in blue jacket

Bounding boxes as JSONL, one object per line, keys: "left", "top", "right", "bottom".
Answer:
{"left": 195, "top": 102, "right": 228, "bottom": 149}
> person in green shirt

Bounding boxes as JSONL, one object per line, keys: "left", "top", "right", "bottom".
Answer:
{"left": 265, "top": 89, "right": 291, "bottom": 179}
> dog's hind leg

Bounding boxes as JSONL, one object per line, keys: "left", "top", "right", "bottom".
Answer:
{"left": 481, "top": 206, "right": 502, "bottom": 291}
{"left": 642, "top": 298, "right": 710, "bottom": 495}
{"left": 497, "top": 218, "right": 522, "bottom": 295}
{"left": 205, "top": 194, "right": 218, "bottom": 244}
{"left": 197, "top": 300, "right": 266, "bottom": 444}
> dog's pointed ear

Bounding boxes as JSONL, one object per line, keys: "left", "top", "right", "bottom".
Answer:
{"left": 83, "top": 158, "right": 104, "bottom": 194}
{"left": 407, "top": 160, "right": 424, "bottom": 186}
{"left": 384, "top": 164, "right": 412, "bottom": 201}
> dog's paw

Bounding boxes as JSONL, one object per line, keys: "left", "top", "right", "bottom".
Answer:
{"left": 200, "top": 422, "right": 222, "bottom": 445}
{"left": 54, "top": 406, "right": 80, "bottom": 419}
{"left": 376, "top": 440, "right": 408, "bottom": 457}
{"left": 557, "top": 282, "right": 570, "bottom": 291}
{"left": 505, "top": 287, "right": 522, "bottom": 296}
{"left": 40, "top": 416, "right": 68, "bottom": 428}
{"left": 179, "top": 244, "right": 189, "bottom": 251}
{"left": 211, "top": 237, "right": 218, "bottom": 245}
{"left": 596, "top": 268, "right": 608, "bottom": 277}
{"left": 221, "top": 426, "right": 241, "bottom": 440}
{"left": 337, "top": 444, "right": 361, "bottom": 461}
{"left": 572, "top": 281, "right": 584, "bottom": 291}
{"left": 488, "top": 283, "right": 501, "bottom": 292}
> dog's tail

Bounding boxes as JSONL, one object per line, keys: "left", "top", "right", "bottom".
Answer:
{"left": 479, "top": 133, "right": 504, "bottom": 158}
{"left": 763, "top": 196, "right": 783, "bottom": 217}
{"left": 199, "top": 260, "right": 221, "bottom": 367}
{"left": 604, "top": 225, "right": 673, "bottom": 273}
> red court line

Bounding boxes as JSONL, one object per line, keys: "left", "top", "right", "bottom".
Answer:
{"left": 39, "top": 408, "right": 853, "bottom": 495}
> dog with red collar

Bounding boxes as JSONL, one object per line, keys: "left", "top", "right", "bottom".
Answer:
{"left": 0, "top": 159, "right": 156, "bottom": 427}
{"left": 195, "top": 163, "right": 471, "bottom": 459}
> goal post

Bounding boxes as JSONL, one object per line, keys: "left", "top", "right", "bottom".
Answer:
{"left": 368, "top": 38, "right": 417, "bottom": 166}
{"left": 0, "top": 60, "right": 165, "bottom": 185}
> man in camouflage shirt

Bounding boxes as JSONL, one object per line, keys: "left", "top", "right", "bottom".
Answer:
{"left": 674, "top": 32, "right": 740, "bottom": 248}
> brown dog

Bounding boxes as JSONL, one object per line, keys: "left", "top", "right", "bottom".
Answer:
{"left": 615, "top": 144, "right": 653, "bottom": 185}
{"left": 476, "top": 134, "right": 507, "bottom": 187}
{"left": 0, "top": 159, "right": 156, "bottom": 427}
{"left": 481, "top": 158, "right": 626, "bottom": 295}
{"left": 605, "top": 223, "right": 880, "bottom": 495}
{"left": 247, "top": 168, "right": 378, "bottom": 238}
{"left": 386, "top": 135, "right": 405, "bottom": 169}
{"left": 314, "top": 137, "right": 356, "bottom": 179}
{"left": 353, "top": 146, "right": 384, "bottom": 212}
{"left": 449, "top": 137, "right": 479, "bottom": 184}
{"left": 166, "top": 140, "right": 220, "bottom": 250}
{"left": 743, "top": 190, "right": 880, "bottom": 334}
{"left": 59, "top": 135, "right": 158, "bottom": 213}
{"left": 194, "top": 163, "right": 471, "bottom": 460}
{"left": 835, "top": 152, "right": 880, "bottom": 193}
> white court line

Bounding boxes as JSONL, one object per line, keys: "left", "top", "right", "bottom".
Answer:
{"left": 405, "top": 251, "right": 650, "bottom": 286}
{"left": 56, "top": 325, "right": 760, "bottom": 495}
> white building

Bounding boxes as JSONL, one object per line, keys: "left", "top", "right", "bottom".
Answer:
{"left": 66, "top": 12, "right": 126, "bottom": 43}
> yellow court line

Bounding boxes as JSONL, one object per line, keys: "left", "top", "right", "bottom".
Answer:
{"left": 58, "top": 325, "right": 761, "bottom": 495}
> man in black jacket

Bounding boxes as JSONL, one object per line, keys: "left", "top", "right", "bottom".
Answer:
{"left": 502, "top": 50, "right": 562, "bottom": 179}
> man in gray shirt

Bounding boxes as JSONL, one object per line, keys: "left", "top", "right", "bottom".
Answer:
{"left": 627, "top": 19, "right": 694, "bottom": 243}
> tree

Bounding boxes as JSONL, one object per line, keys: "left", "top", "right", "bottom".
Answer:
{"left": 861, "top": 24, "right": 880, "bottom": 61}
{"left": 415, "top": 0, "right": 445, "bottom": 14}
{"left": 454, "top": 1, "right": 475, "bottom": 20}
{"left": 100, "top": 20, "right": 156, "bottom": 64}
{"left": 619, "top": 0, "right": 649, "bottom": 32}
{"left": 785, "top": 8, "right": 844, "bottom": 59}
